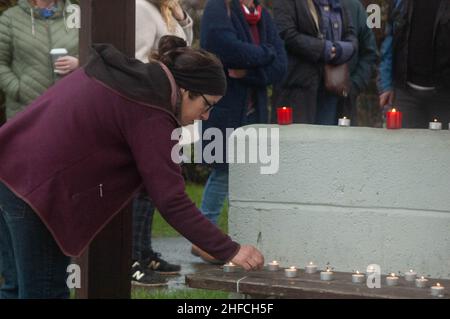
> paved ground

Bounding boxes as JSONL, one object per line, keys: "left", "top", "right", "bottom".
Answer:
{"left": 152, "top": 237, "right": 220, "bottom": 290}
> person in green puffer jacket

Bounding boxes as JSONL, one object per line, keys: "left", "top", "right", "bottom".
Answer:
{"left": 0, "top": 0, "right": 78, "bottom": 120}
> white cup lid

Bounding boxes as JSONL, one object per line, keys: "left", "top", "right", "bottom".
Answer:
{"left": 50, "top": 48, "right": 68, "bottom": 54}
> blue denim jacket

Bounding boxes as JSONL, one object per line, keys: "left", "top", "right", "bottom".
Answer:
{"left": 378, "top": 0, "right": 402, "bottom": 93}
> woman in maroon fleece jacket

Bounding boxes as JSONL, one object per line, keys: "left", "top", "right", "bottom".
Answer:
{"left": 0, "top": 36, "right": 264, "bottom": 299}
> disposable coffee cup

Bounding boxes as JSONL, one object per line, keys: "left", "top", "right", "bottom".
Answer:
{"left": 50, "top": 48, "right": 68, "bottom": 74}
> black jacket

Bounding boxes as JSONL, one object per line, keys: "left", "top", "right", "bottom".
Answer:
{"left": 272, "top": 0, "right": 357, "bottom": 123}
{"left": 390, "top": 0, "right": 450, "bottom": 89}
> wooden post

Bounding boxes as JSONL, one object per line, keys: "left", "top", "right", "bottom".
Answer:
{"left": 76, "top": 0, "right": 135, "bottom": 299}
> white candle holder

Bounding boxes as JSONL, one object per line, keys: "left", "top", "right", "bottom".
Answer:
{"left": 429, "top": 120, "right": 442, "bottom": 130}
{"left": 267, "top": 261, "right": 280, "bottom": 272}
{"left": 386, "top": 273, "right": 399, "bottom": 286}
{"left": 338, "top": 117, "right": 351, "bottom": 127}
{"left": 320, "top": 269, "right": 334, "bottom": 281}
{"left": 352, "top": 271, "right": 365, "bottom": 284}
{"left": 284, "top": 266, "right": 298, "bottom": 278}
{"left": 305, "top": 262, "right": 318, "bottom": 274}
{"left": 415, "top": 276, "right": 429, "bottom": 288}
{"left": 431, "top": 283, "right": 445, "bottom": 297}
{"left": 223, "top": 262, "right": 237, "bottom": 273}
{"left": 404, "top": 269, "right": 417, "bottom": 282}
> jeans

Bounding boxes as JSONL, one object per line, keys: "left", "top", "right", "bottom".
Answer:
{"left": 200, "top": 168, "right": 229, "bottom": 225}
{"left": 0, "top": 182, "right": 70, "bottom": 299}
{"left": 132, "top": 192, "right": 155, "bottom": 261}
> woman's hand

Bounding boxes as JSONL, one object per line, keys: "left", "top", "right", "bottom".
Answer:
{"left": 379, "top": 90, "right": 394, "bottom": 109}
{"left": 54, "top": 56, "right": 79, "bottom": 75}
{"left": 168, "top": 0, "right": 186, "bottom": 21}
{"left": 228, "top": 69, "right": 247, "bottom": 79}
{"left": 231, "top": 245, "right": 264, "bottom": 271}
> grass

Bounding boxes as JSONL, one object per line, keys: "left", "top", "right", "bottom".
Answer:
{"left": 132, "top": 288, "right": 229, "bottom": 299}
{"left": 152, "top": 182, "right": 229, "bottom": 237}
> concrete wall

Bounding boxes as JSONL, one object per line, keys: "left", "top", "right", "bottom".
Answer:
{"left": 229, "top": 124, "right": 450, "bottom": 279}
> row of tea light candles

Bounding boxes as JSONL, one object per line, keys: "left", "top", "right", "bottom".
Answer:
{"left": 223, "top": 262, "right": 445, "bottom": 297}
{"left": 277, "top": 106, "right": 448, "bottom": 130}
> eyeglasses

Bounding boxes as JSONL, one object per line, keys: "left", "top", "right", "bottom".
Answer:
{"left": 200, "top": 93, "right": 216, "bottom": 113}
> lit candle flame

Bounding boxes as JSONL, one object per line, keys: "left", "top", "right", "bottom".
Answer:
{"left": 356, "top": 271, "right": 360, "bottom": 274}
{"left": 434, "top": 119, "right": 438, "bottom": 122}
{"left": 272, "top": 260, "right": 278, "bottom": 264}
{"left": 421, "top": 276, "right": 425, "bottom": 280}
{"left": 290, "top": 266, "right": 296, "bottom": 270}
{"left": 390, "top": 273, "right": 395, "bottom": 277}
{"left": 437, "top": 283, "right": 441, "bottom": 287}
{"left": 409, "top": 269, "right": 414, "bottom": 273}
{"left": 227, "top": 262, "right": 234, "bottom": 266}
{"left": 309, "top": 262, "right": 313, "bottom": 265}
{"left": 282, "top": 107, "right": 287, "bottom": 110}
{"left": 391, "top": 108, "right": 397, "bottom": 112}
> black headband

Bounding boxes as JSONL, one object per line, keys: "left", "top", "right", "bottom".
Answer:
{"left": 169, "top": 64, "right": 227, "bottom": 96}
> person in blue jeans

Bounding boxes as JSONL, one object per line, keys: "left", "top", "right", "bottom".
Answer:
{"left": 0, "top": 182, "right": 70, "bottom": 299}
{"left": 194, "top": 0, "right": 287, "bottom": 263}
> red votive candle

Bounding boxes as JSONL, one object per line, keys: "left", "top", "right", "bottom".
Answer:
{"left": 277, "top": 106, "right": 293, "bottom": 125}
{"left": 386, "top": 108, "right": 402, "bottom": 129}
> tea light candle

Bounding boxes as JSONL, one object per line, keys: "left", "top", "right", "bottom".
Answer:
{"left": 429, "top": 119, "right": 442, "bottom": 130}
{"left": 338, "top": 117, "right": 351, "bottom": 127}
{"left": 320, "top": 268, "right": 334, "bottom": 281}
{"left": 267, "top": 260, "right": 280, "bottom": 271}
{"left": 284, "top": 266, "right": 298, "bottom": 278}
{"left": 305, "top": 262, "right": 318, "bottom": 274}
{"left": 386, "top": 108, "right": 402, "bottom": 129}
{"left": 415, "top": 276, "right": 429, "bottom": 288}
{"left": 223, "top": 262, "right": 237, "bottom": 273}
{"left": 386, "top": 273, "right": 399, "bottom": 286}
{"left": 431, "top": 283, "right": 445, "bottom": 297}
{"left": 352, "top": 271, "right": 365, "bottom": 284}
{"left": 277, "top": 106, "right": 293, "bottom": 125}
{"left": 404, "top": 269, "right": 417, "bottom": 282}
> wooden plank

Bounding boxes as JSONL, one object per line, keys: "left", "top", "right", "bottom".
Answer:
{"left": 75, "top": 0, "right": 135, "bottom": 299}
{"left": 186, "top": 268, "right": 450, "bottom": 299}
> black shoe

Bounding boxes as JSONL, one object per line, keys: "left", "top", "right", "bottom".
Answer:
{"left": 143, "top": 252, "right": 181, "bottom": 275}
{"left": 131, "top": 261, "right": 168, "bottom": 287}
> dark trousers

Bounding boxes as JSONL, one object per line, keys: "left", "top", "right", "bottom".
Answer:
{"left": 0, "top": 182, "right": 70, "bottom": 299}
{"left": 272, "top": 84, "right": 339, "bottom": 125}
{"left": 394, "top": 86, "right": 450, "bottom": 128}
{"left": 132, "top": 192, "right": 155, "bottom": 262}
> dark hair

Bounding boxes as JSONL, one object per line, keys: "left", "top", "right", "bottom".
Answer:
{"left": 151, "top": 35, "right": 227, "bottom": 96}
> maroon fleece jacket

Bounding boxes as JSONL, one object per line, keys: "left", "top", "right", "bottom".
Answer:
{"left": 0, "top": 59, "right": 240, "bottom": 260}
